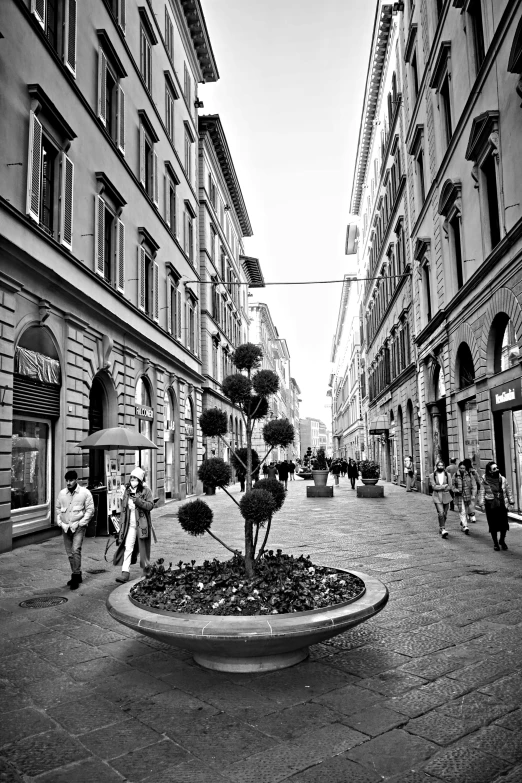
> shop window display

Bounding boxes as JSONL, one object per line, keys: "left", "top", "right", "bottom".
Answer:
{"left": 11, "top": 420, "right": 50, "bottom": 510}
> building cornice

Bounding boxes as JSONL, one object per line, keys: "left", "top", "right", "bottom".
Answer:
{"left": 178, "top": 0, "right": 219, "bottom": 83}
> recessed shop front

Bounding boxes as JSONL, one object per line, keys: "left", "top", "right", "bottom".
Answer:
{"left": 491, "top": 377, "right": 522, "bottom": 512}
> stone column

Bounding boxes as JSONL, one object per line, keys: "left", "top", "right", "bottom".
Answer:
{"left": 428, "top": 403, "right": 443, "bottom": 467}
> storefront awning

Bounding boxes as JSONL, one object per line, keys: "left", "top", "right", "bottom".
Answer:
{"left": 369, "top": 417, "right": 389, "bottom": 435}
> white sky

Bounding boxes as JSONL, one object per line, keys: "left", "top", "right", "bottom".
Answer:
{"left": 199, "top": 0, "right": 376, "bottom": 420}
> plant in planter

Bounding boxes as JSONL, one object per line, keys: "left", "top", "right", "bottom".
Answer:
{"left": 107, "top": 343, "right": 389, "bottom": 671}
{"left": 359, "top": 460, "right": 380, "bottom": 484}
{"left": 311, "top": 447, "right": 329, "bottom": 487}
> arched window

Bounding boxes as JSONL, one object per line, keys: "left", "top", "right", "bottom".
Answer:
{"left": 490, "top": 313, "right": 519, "bottom": 373}
{"left": 434, "top": 364, "right": 446, "bottom": 400}
{"left": 456, "top": 343, "right": 475, "bottom": 389}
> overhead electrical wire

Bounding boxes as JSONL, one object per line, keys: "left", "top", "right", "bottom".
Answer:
{"left": 184, "top": 273, "right": 411, "bottom": 287}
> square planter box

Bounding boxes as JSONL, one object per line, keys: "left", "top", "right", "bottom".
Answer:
{"left": 307, "top": 486, "right": 334, "bottom": 497}
{"left": 357, "top": 485, "right": 384, "bottom": 498}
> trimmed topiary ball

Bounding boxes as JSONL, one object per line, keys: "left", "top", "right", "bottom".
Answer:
{"left": 231, "top": 343, "right": 263, "bottom": 371}
{"left": 222, "top": 373, "right": 252, "bottom": 404}
{"left": 199, "top": 407, "right": 228, "bottom": 437}
{"left": 197, "top": 458, "right": 232, "bottom": 488}
{"left": 254, "top": 478, "right": 286, "bottom": 512}
{"left": 263, "top": 418, "right": 295, "bottom": 448}
{"left": 178, "top": 499, "right": 213, "bottom": 536}
{"left": 239, "top": 489, "right": 276, "bottom": 525}
{"left": 252, "top": 369, "right": 280, "bottom": 397}
{"left": 248, "top": 395, "right": 269, "bottom": 420}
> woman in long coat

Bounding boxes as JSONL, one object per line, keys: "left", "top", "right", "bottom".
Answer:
{"left": 113, "top": 467, "right": 155, "bottom": 582}
{"left": 428, "top": 460, "right": 453, "bottom": 539}
{"left": 477, "top": 461, "right": 515, "bottom": 550}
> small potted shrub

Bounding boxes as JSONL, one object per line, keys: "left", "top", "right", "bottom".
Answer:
{"left": 311, "top": 448, "right": 329, "bottom": 487}
{"left": 358, "top": 460, "right": 380, "bottom": 485}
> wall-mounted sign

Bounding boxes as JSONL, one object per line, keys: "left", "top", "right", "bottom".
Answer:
{"left": 185, "top": 423, "right": 194, "bottom": 439}
{"left": 490, "top": 378, "right": 522, "bottom": 412}
{"left": 136, "top": 405, "right": 154, "bottom": 420}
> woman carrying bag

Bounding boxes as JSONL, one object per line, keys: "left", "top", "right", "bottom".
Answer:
{"left": 428, "top": 460, "right": 452, "bottom": 539}
{"left": 113, "top": 467, "right": 155, "bottom": 583}
{"left": 477, "top": 461, "right": 515, "bottom": 551}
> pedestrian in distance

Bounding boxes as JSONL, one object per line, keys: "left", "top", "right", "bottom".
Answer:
{"left": 404, "top": 455, "right": 416, "bottom": 492}
{"left": 331, "top": 460, "right": 341, "bottom": 486}
{"left": 428, "top": 460, "right": 453, "bottom": 538}
{"left": 267, "top": 462, "right": 278, "bottom": 480}
{"left": 347, "top": 458, "right": 359, "bottom": 489}
{"left": 341, "top": 459, "right": 348, "bottom": 478}
{"left": 462, "top": 458, "right": 480, "bottom": 522}
{"left": 236, "top": 467, "right": 246, "bottom": 492}
{"left": 446, "top": 458, "right": 458, "bottom": 511}
{"left": 288, "top": 460, "right": 296, "bottom": 480}
{"left": 262, "top": 462, "right": 269, "bottom": 477}
{"left": 56, "top": 470, "right": 94, "bottom": 590}
{"left": 277, "top": 460, "right": 290, "bottom": 490}
{"left": 477, "top": 461, "right": 515, "bottom": 551}
{"left": 452, "top": 461, "right": 479, "bottom": 535}
{"left": 113, "top": 467, "right": 155, "bottom": 583}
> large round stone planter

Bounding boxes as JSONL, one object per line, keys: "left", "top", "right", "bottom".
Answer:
{"left": 311, "top": 469, "right": 329, "bottom": 487}
{"left": 361, "top": 478, "right": 379, "bottom": 485}
{"left": 106, "top": 569, "right": 388, "bottom": 673}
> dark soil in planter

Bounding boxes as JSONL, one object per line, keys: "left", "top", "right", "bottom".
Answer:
{"left": 130, "top": 552, "right": 365, "bottom": 616}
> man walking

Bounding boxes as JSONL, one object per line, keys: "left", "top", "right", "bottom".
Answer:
{"left": 56, "top": 470, "right": 94, "bottom": 589}
{"left": 288, "top": 460, "right": 295, "bottom": 481}
{"left": 277, "top": 460, "right": 290, "bottom": 490}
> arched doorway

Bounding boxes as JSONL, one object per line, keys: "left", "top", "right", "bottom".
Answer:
{"left": 428, "top": 363, "right": 449, "bottom": 469}
{"left": 397, "top": 406, "right": 404, "bottom": 484}
{"left": 164, "top": 389, "right": 177, "bottom": 499}
{"left": 11, "top": 325, "right": 61, "bottom": 536}
{"left": 406, "top": 400, "right": 416, "bottom": 480}
{"left": 185, "top": 397, "right": 195, "bottom": 495}
{"left": 135, "top": 376, "right": 154, "bottom": 486}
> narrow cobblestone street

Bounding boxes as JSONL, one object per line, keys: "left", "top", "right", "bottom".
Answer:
{"left": 2, "top": 478, "right": 522, "bottom": 782}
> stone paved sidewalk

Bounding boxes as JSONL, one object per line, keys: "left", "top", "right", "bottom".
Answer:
{"left": 1, "top": 477, "right": 522, "bottom": 782}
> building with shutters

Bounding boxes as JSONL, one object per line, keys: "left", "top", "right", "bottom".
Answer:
{"left": 197, "top": 114, "right": 262, "bottom": 466}
{"left": 0, "top": 0, "right": 218, "bottom": 551}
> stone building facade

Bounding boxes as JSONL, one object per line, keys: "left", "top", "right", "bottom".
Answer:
{"left": 0, "top": 0, "right": 218, "bottom": 551}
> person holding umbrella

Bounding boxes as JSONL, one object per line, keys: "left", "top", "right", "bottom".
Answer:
{"left": 113, "top": 467, "right": 155, "bottom": 582}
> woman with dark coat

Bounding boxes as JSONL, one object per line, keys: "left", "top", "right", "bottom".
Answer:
{"left": 113, "top": 467, "right": 155, "bottom": 582}
{"left": 347, "top": 459, "right": 359, "bottom": 489}
{"left": 477, "top": 461, "right": 515, "bottom": 550}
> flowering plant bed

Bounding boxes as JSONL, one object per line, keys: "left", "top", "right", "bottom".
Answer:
{"left": 130, "top": 553, "right": 365, "bottom": 616}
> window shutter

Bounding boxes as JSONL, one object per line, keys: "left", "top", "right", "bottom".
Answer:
{"left": 184, "top": 302, "right": 188, "bottom": 345}
{"left": 175, "top": 194, "right": 181, "bottom": 241}
{"left": 117, "top": 86, "right": 125, "bottom": 153}
{"left": 138, "top": 246, "right": 146, "bottom": 311}
{"left": 166, "top": 280, "right": 172, "bottom": 333}
{"left": 116, "top": 218, "right": 125, "bottom": 292}
{"left": 118, "top": 0, "right": 126, "bottom": 32}
{"left": 176, "top": 289, "right": 182, "bottom": 338}
{"left": 183, "top": 212, "right": 188, "bottom": 254}
{"left": 26, "top": 111, "right": 42, "bottom": 223}
{"left": 98, "top": 50, "right": 107, "bottom": 125}
{"left": 164, "top": 175, "right": 170, "bottom": 228}
{"left": 94, "top": 195, "right": 105, "bottom": 276}
{"left": 153, "top": 151, "right": 159, "bottom": 206}
{"left": 59, "top": 152, "right": 74, "bottom": 250}
{"left": 31, "top": 0, "right": 46, "bottom": 29}
{"left": 153, "top": 262, "right": 159, "bottom": 322}
{"left": 64, "top": 0, "right": 77, "bottom": 76}
{"left": 139, "top": 124, "right": 145, "bottom": 186}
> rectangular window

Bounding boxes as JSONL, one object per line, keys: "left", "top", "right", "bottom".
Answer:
{"left": 94, "top": 195, "right": 125, "bottom": 291}
{"left": 424, "top": 265, "right": 432, "bottom": 322}
{"left": 140, "top": 25, "right": 152, "bottom": 90}
{"left": 11, "top": 419, "right": 50, "bottom": 512}
{"left": 482, "top": 153, "right": 501, "bottom": 248}
{"left": 440, "top": 74, "right": 452, "bottom": 145}
{"left": 411, "top": 49, "right": 419, "bottom": 100}
{"left": 164, "top": 172, "right": 176, "bottom": 233}
{"left": 165, "top": 6, "right": 174, "bottom": 60}
{"left": 212, "top": 340, "right": 218, "bottom": 378}
{"left": 469, "top": 0, "right": 485, "bottom": 73}
{"left": 415, "top": 146, "right": 425, "bottom": 203}
{"left": 32, "top": 0, "right": 77, "bottom": 75}
{"left": 137, "top": 246, "right": 158, "bottom": 319}
{"left": 166, "top": 278, "right": 180, "bottom": 337}
{"left": 450, "top": 215, "right": 464, "bottom": 288}
{"left": 139, "top": 122, "right": 158, "bottom": 204}
{"left": 184, "top": 63, "right": 191, "bottom": 107}
{"left": 98, "top": 49, "right": 125, "bottom": 152}
{"left": 165, "top": 84, "right": 175, "bottom": 141}
{"left": 184, "top": 127, "right": 192, "bottom": 180}
{"left": 26, "top": 112, "right": 74, "bottom": 250}
{"left": 183, "top": 210, "right": 194, "bottom": 261}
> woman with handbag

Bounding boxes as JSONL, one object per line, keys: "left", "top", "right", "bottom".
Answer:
{"left": 428, "top": 460, "right": 453, "bottom": 539}
{"left": 113, "top": 467, "right": 155, "bottom": 583}
{"left": 477, "top": 461, "right": 515, "bottom": 551}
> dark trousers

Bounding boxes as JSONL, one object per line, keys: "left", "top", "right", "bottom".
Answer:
{"left": 350, "top": 477, "right": 356, "bottom": 489}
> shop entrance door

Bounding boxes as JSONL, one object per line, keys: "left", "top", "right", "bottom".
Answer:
{"left": 511, "top": 410, "right": 522, "bottom": 512}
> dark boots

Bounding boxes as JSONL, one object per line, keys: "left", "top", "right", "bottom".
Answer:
{"left": 68, "top": 573, "right": 82, "bottom": 590}
{"left": 115, "top": 571, "right": 130, "bottom": 583}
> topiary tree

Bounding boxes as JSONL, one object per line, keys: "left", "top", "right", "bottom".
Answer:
{"left": 311, "top": 448, "right": 328, "bottom": 470}
{"left": 178, "top": 342, "right": 295, "bottom": 577}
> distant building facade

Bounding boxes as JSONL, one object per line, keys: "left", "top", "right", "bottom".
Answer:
{"left": 299, "top": 417, "right": 327, "bottom": 457}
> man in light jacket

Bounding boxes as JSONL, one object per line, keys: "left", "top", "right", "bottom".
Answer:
{"left": 56, "top": 470, "right": 94, "bottom": 590}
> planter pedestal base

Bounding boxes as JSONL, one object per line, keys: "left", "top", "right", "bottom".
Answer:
{"left": 307, "top": 486, "right": 333, "bottom": 498}
{"left": 357, "top": 485, "right": 384, "bottom": 498}
{"left": 194, "top": 647, "right": 308, "bottom": 673}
